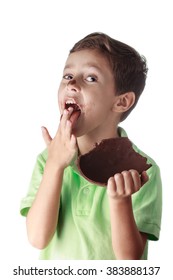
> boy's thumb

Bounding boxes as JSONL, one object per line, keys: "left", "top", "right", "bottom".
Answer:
{"left": 41, "top": 126, "right": 52, "bottom": 146}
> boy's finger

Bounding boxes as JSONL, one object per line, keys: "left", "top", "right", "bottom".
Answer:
{"left": 107, "top": 177, "right": 117, "bottom": 198}
{"left": 70, "top": 134, "right": 77, "bottom": 149}
{"left": 66, "top": 120, "right": 73, "bottom": 139}
{"left": 60, "top": 108, "right": 73, "bottom": 128}
{"left": 129, "top": 169, "right": 141, "bottom": 192}
{"left": 56, "top": 108, "right": 74, "bottom": 139}
{"left": 141, "top": 171, "right": 149, "bottom": 186}
{"left": 41, "top": 126, "right": 52, "bottom": 146}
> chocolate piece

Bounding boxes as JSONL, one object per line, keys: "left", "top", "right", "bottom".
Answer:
{"left": 77, "top": 137, "right": 152, "bottom": 186}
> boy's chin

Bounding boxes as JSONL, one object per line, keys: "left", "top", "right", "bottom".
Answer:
{"left": 72, "top": 128, "right": 83, "bottom": 138}
{"left": 72, "top": 125, "right": 89, "bottom": 138}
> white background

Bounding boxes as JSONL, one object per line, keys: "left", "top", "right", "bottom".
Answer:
{"left": 0, "top": 0, "right": 172, "bottom": 278}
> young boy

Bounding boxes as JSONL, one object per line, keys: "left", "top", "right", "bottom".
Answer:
{"left": 20, "top": 32, "right": 162, "bottom": 260}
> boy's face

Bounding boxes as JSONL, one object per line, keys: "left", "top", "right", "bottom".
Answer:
{"left": 58, "top": 49, "right": 118, "bottom": 138}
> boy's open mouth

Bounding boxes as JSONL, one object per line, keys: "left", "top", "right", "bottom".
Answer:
{"left": 65, "top": 102, "right": 81, "bottom": 113}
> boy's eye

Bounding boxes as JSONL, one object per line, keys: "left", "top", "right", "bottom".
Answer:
{"left": 86, "top": 76, "right": 97, "bottom": 82}
{"left": 63, "top": 74, "right": 73, "bottom": 80}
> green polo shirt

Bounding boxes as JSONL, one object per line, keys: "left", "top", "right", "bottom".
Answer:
{"left": 20, "top": 127, "right": 162, "bottom": 259}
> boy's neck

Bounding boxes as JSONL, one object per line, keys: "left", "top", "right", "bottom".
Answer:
{"left": 77, "top": 126, "right": 120, "bottom": 155}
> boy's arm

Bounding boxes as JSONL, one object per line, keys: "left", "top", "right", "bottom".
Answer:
{"left": 26, "top": 108, "right": 77, "bottom": 249}
{"left": 107, "top": 170, "right": 148, "bottom": 260}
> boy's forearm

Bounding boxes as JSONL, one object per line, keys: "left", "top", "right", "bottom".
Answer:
{"left": 108, "top": 196, "right": 147, "bottom": 260}
{"left": 26, "top": 160, "right": 64, "bottom": 249}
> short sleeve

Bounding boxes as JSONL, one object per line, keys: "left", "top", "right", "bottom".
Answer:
{"left": 20, "top": 149, "right": 48, "bottom": 216}
{"left": 132, "top": 164, "right": 162, "bottom": 241}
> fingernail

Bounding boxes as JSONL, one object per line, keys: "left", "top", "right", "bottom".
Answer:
{"left": 68, "top": 107, "right": 73, "bottom": 112}
{"left": 41, "top": 126, "right": 46, "bottom": 132}
{"left": 63, "top": 109, "right": 68, "bottom": 115}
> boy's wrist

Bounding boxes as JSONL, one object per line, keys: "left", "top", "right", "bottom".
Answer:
{"left": 45, "top": 158, "right": 65, "bottom": 174}
{"left": 108, "top": 195, "right": 132, "bottom": 208}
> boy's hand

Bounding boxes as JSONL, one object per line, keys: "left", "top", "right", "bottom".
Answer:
{"left": 41, "top": 108, "right": 77, "bottom": 170}
{"left": 107, "top": 170, "right": 148, "bottom": 200}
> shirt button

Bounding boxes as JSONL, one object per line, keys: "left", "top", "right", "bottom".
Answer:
{"left": 83, "top": 187, "right": 90, "bottom": 195}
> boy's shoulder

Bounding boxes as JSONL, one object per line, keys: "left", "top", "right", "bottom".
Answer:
{"left": 119, "top": 126, "right": 158, "bottom": 166}
{"left": 35, "top": 148, "right": 48, "bottom": 168}
{"left": 38, "top": 148, "right": 48, "bottom": 160}
{"left": 119, "top": 127, "right": 160, "bottom": 184}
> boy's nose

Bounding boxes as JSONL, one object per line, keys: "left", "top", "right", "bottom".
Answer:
{"left": 67, "top": 79, "right": 80, "bottom": 92}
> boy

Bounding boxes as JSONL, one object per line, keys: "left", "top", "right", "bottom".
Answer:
{"left": 20, "top": 32, "right": 162, "bottom": 260}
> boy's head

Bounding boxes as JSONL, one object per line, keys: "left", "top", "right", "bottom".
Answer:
{"left": 70, "top": 32, "right": 148, "bottom": 121}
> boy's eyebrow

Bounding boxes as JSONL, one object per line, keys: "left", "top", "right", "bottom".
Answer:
{"left": 63, "top": 64, "right": 73, "bottom": 70}
{"left": 64, "top": 63, "right": 103, "bottom": 73}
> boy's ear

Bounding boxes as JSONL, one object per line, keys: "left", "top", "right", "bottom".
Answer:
{"left": 112, "top": 92, "right": 135, "bottom": 113}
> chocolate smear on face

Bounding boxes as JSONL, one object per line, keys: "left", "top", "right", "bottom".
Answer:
{"left": 77, "top": 137, "right": 152, "bottom": 186}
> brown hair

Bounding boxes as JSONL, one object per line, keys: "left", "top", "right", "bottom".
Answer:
{"left": 70, "top": 32, "right": 148, "bottom": 121}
